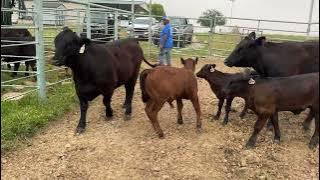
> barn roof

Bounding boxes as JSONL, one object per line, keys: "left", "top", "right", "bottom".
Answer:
{"left": 43, "top": 1, "right": 65, "bottom": 9}
{"left": 90, "top": 0, "right": 146, "bottom": 5}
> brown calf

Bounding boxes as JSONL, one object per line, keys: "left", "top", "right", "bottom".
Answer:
{"left": 140, "top": 57, "right": 201, "bottom": 138}
{"left": 223, "top": 73, "right": 319, "bottom": 149}
{"left": 196, "top": 64, "right": 254, "bottom": 124}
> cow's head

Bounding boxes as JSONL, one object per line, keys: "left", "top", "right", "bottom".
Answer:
{"left": 52, "top": 27, "right": 91, "bottom": 67}
{"left": 224, "top": 32, "right": 266, "bottom": 67}
{"left": 196, "top": 64, "right": 217, "bottom": 79}
{"left": 181, "top": 57, "right": 198, "bottom": 72}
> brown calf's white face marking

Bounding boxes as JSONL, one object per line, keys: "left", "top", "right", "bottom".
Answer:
{"left": 210, "top": 65, "right": 215, "bottom": 73}
{"left": 248, "top": 78, "right": 256, "bottom": 85}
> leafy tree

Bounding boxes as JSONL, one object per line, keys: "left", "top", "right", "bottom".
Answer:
{"left": 148, "top": 3, "right": 166, "bottom": 21}
{"left": 197, "top": 9, "right": 226, "bottom": 27}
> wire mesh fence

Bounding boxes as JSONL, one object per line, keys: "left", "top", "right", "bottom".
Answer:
{"left": 1, "top": 0, "right": 319, "bottom": 101}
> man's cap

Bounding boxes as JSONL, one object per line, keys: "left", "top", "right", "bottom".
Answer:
{"left": 162, "top": 16, "right": 169, "bottom": 20}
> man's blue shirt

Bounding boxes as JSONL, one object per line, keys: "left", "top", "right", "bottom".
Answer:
{"left": 160, "top": 24, "right": 173, "bottom": 48}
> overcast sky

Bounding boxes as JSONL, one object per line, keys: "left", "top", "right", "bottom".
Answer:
{"left": 151, "top": 0, "right": 319, "bottom": 35}
{"left": 153, "top": 0, "right": 319, "bottom": 22}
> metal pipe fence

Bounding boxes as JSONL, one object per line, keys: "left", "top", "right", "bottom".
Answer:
{"left": 1, "top": 0, "right": 319, "bottom": 101}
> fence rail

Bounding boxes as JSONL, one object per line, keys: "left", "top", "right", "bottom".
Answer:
{"left": 1, "top": 0, "right": 319, "bottom": 101}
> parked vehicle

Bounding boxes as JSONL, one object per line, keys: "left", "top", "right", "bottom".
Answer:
{"left": 152, "top": 17, "right": 194, "bottom": 48}
{"left": 126, "top": 17, "right": 158, "bottom": 41}
{"left": 81, "top": 12, "right": 115, "bottom": 42}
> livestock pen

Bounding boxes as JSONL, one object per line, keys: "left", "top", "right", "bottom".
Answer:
{"left": 1, "top": 0, "right": 319, "bottom": 179}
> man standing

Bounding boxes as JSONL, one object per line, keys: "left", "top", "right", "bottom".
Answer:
{"left": 159, "top": 16, "right": 173, "bottom": 66}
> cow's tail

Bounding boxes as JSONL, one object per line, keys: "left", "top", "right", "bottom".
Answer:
{"left": 134, "top": 40, "right": 157, "bottom": 68}
{"left": 142, "top": 57, "right": 157, "bottom": 68}
{"left": 140, "top": 69, "right": 152, "bottom": 103}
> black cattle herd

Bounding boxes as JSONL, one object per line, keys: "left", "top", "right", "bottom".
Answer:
{"left": 1, "top": 27, "right": 319, "bottom": 149}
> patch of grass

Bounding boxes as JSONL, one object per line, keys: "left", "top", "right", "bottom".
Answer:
{"left": 1, "top": 83, "right": 78, "bottom": 153}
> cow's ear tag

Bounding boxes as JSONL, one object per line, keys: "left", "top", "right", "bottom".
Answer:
{"left": 248, "top": 78, "right": 256, "bottom": 85}
{"left": 210, "top": 66, "right": 215, "bottom": 73}
{"left": 79, "top": 44, "right": 85, "bottom": 54}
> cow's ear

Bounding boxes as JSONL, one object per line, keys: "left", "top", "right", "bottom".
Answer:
{"left": 248, "top": 32, "right": 256, "bottom": 40}
{"left": 80, "top": 38, "right": 91, "bottom": 46}
{"left": 180, "top": 57, "right": 185, "bottom": 64}
{"left": 209, "top": 64, "right": 216, "bottom": 72}
{"left": 208, "top": 64, "right": 216, "bottom": 70}
{"left": 255, "top": 36, "right": 266, "bottom": 46}
{"left": 63, "top": 26, "right": 70, "bottom": 31}
{"left": 195, "top": 57, "right": 199, "bottom": 64}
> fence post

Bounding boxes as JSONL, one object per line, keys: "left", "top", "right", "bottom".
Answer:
{"left": 86, "top": 0, "right": 91, "bottom": 39}
{"left": 105, "top": 13, "right": 109, "bottom": 36}
{"left": 306, "top": 0, "right": 315, "bottom": 39}
{"left": 131, "top": 0, "right": 135, "bottom": 37}
{"left": 257, "top": 20, "right": 261, "bottom": 35}
{"left": 212, "top": 16, "right": 217, "bottom": 57}
{"left": 177, "top": 31, "right": 181, "bottom": 48}
{"left": 114, "top": 11, "right": 119, "bottom": 40}
{"left": 208, "top": 18, "right": 214, "bottom": 56}
{"left": 148, "top": 0, "right": 153, "bottom": 59}
{"left": 34, "top": 0, "right": 46, "bottom": 101}
{"left": 76, "top": 9, "right": 81, "bottom": 36}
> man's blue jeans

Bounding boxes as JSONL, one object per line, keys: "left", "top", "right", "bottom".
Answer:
{"left": 159, "top": 48, "right": 172, "bottom": 65}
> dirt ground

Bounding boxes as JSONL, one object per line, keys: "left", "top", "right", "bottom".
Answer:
{"left": 1, "top": 59, "right": 319, "bottom": 179}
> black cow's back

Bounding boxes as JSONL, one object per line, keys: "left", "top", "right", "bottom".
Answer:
{"left": 1, "top": 28, "right": 32, "bottom": 38}
{"left": 258, "top": 41, "right": 319, "bottom": 77}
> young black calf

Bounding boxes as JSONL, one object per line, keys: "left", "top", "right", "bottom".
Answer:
{"left": 196, "top": 64, "right": 254, "bottom": 124}
{"left": 223, "top": 73, "right": 319, "bottom": 149}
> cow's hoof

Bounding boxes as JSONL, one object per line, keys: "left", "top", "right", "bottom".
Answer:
{"left": 303, "top": 122, "right": 311, "bottom": 131}
{"left": 303, "top": 126, "right": 310, "bottom": 132}
{"left": 197, "top": 122, "right": 202, "bottom": 128}
{"left": 177, "top": 118, "right": 183, "bottom": 125}
{"left": 124, "top": 114, "right": 132, "bottom": 121}
{"left": 267, "top": 124, "right": 273, "bottom": 131}
{"left": 158, "top": 133, "right": 165, "bottom": 139}
{"left": 213, "top": 115, "right": 220, "bottom": 120}
{"left": 274, "top": 139, "right": 280, "bottom": 144}
{"left": 231, "top": 108, "right": 237, "bottom": 112}
{"left": 196, "top": 128, "right": 203, "bottom": 134}
{"left": 222, "top": 120, "right": 228, "bottom": 126}
{"left": 245, "top": 140, "right": 256, "bottom": 149}
{"left": 105, "top": 116, "right": 113, "bottom": 121}
{"left": 75, "top": 127, "right": 85, "bottom": 135}
{"left": 309, "top": 137, "right": 319, "bottom": 149}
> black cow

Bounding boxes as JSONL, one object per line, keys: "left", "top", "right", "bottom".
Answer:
{"left": 1, "top": 36, "right": 37, "bottom": 77}
{"left": 52, "top": 27, "right": 156, "bottom": 133}
{"left": 1, "top": 28, "right": 32, "bottom": 38}
{"left": 224, "top": 32, "right": 319, "bottom": 77}
{"left": 224, "top": 32, "right": 319, "bottom": 130}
